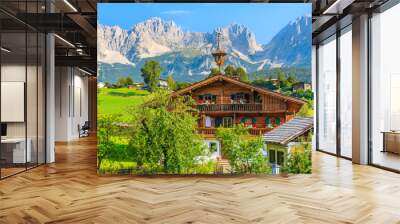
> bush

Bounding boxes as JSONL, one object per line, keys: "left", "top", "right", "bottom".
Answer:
{"left": 281, "top": 142, "right": 312, "bottom": 174}
{"left": 97, "top": 114, "right": 125, "bottom": 169}
{"left": 216, "top": 125, "right": 271, "bottom": 174}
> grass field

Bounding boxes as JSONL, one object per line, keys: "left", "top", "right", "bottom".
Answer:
{"left": 98, "top": 87, "right": 149, "bottom": 120}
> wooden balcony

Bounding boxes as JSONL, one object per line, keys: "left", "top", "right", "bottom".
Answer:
{"left": 197, "top": 104, "right": 263, "bottom": 112}
{"left": 197, "top": 127, "right": 271, "bottom": 136}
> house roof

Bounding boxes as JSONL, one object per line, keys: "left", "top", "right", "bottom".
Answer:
{"left": 173, "top": 74, "right": 306, "bottom": 105}
{"left": 263, "top": 117, "right": 314, "bottom": 145}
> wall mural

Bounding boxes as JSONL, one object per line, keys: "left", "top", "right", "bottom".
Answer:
{"left": 97, "top": 3, "right": 313, "bottom": 175}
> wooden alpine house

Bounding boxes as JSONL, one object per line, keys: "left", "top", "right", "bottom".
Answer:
{"left": 173, "top": 75, "right": 306, "bottom": 136}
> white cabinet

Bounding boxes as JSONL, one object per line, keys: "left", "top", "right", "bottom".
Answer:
{"left": 1, "top": 138, "right": 32, "bottom": 163}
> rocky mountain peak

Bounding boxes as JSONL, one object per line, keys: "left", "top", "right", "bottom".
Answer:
{"left": 98, "top": 15, "right": 311, "bottom": 82}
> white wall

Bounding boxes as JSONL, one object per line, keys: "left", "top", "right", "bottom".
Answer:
{"left": 1, "top": 65, "right": 41, "bottom": 137}
{"left": 1, "top": 64, "right": 26, "bottom": 139}
{"left": 55, "top": 67, "right": 89, "bottom": 141}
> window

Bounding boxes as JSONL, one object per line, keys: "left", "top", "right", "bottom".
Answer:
{"left": 370, "top": 4, "right": 400, "bottom": 171}
{"left": 277, "top": 151, "right": 284, "bottom": 165}
{"left": 255, "top": 94, "right": 262, "bottom": 103}
{"left": 209, "top": 142, "right": 218, "bottom": 153}
{"left": 269, "top": 149, "right": 284, "bottom": 165}
{"left": 199, "top": 94, "right": 216, "bottom": 104}
{"left": 269, "top": 150, "right": 276, "bottom": 164}
{"left": 317, "top": 35, "right": 337, "bottom": 154}
{"left": 222, "top": 117, "right": 233, "bottom": 128}
{"left": 265, "top": 117, "right": 271, "bottom": 128}
{"left": 276, "top": 117, "right": 281, "bottom": 126}
{"left": 240, "top": 117, "right": 251, "bottom": 126}
{"left": 231, "top": 92, "right": 249, "bottom": 104}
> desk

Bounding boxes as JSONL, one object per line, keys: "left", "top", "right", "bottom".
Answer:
{"left": 1, "top": 138, "right": 31, "bottom": 163}
{"left": 382, "top": 131, "right": 400, "bottom": 154}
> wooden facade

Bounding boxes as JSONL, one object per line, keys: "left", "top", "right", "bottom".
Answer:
{"left": 173, "top": 75, "right": 305, "bottom": 136}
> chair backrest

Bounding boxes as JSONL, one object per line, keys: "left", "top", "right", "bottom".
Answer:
{"left": 82, "top": 121, "right": 90, "bottom": 129}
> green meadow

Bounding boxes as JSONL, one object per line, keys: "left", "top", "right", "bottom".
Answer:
{"left": 97, "top": 87, "right": 149, "bottom": 120}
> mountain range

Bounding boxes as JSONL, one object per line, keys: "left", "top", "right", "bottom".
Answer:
{"left": 98, "top": 15, "right": 311, "bottom": 83}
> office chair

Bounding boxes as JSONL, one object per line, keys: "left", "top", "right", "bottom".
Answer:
{"left": 79, "top": 121, "right": 90, "bottom": 138}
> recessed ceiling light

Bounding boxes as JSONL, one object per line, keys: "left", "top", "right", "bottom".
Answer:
{"left": 63, "top": 0, "right": 78, "bottom": 12}
{"left": 78, "top": 67, "right": 92, "bottom": 76}
{"left": 1, "top": 47, "right": 11, "bottom": 53}
{"left": 54, "top": 34, "right": 75, "bottom": 48}
{"left": 322, "top": 0, "right": 354, "bottom": 15}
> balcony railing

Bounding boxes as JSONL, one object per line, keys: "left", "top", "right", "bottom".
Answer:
{"left": 197, "top": 127, "right": 271, "bottom": 136}
{"left": 197, "top": 103, "right": 263, "bottom": 112}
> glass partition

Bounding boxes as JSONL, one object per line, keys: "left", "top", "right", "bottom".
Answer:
{"left": 317, "top": 35, "right": 337, "bottom": 154}
{"left": 0, "top": 1, "right": 46, "bottom": 179}
{"left": 370, "top": 3, "right": 400, "bottom": 171}
{"left": 1, "top": 31, "right": 28, "bottom": 177}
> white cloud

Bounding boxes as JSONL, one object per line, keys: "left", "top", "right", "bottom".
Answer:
{"left": 161, "top": 10, "right": 191, "bottom": 15}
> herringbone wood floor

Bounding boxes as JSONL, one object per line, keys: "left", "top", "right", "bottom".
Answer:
{"left": 1, "top": 136, "right": 400, "bottom": 224}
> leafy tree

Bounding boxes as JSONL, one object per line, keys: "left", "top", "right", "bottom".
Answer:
{"left": 141, "top": 60, "right": 162, "bottom": 92}
{"left": 166, "top": 74, "right": 177, "bottom": 90}
{"left": 287, "top": 75, "right": 297, "bottom": 86}
{"left": 237, "top": 137, "right": 270, "bottom": 173}
{"left": 116, "top": 77, "right": 125, "bottom": 88}
{"left": 292, "top": 89, "right": 313, "bottom": 101}
{"left": 125, "top": 76, "right": 134, "bottom": 86}
{"left": 224, "top": 65, "right": 236, "bottom": 77}
{"left": 116, "top": 77, "right": 133, "bottom": 88}
{"left": 236, "top": 67, "right": 249, "bottom": 82}
{"left": 251, "top": 79, "right": 278, "bottom": 91}
{"left": 297, "top": 101, "right": 314, "bottom": 117}
{"left": 176, "top": 82, "right": 191, "bottom": 90}
{"left": 104, "top": 82, "right": 112, "bottom": 88}
{"left": 276, "top": 68, "right": 289, "bottom": 89}
{"left": 208, "top": 67, "right": 220, "bottom": 78}
{"left": 127, "top": 90, "right": 205, "bottom": 174}
{"left": 216, "top": 125, "right": 270, "bottom": 174}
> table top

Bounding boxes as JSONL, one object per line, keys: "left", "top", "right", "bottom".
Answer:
{"left": 1, "top": 138, "right": 30, "bottom": 143}
{"left": 381, "top": 131, "right": 400, "bottom": 134}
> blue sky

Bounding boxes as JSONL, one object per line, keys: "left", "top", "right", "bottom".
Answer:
{"left": 98, "top": 3, "right": 311, "bottom": 44}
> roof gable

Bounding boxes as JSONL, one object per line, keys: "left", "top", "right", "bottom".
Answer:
{"left": 173, "top": 75, "right": 305, "bottom": 105}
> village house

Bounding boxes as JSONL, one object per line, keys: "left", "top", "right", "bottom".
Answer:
{"left": 292, "top": 81, "right": 312, "bottom": 91}
{"left": 142, "top": 79, "right": 169, "bottom": 90}
{"left": 263, "top": 117, "right": 314, "bottom": 173}
{"left": 174, "top": 74, "right": 306, "bottom": 136}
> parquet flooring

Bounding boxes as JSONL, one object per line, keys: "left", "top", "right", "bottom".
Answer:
{"left": 1, "top": 136, "right": 400, "bottom": 223}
